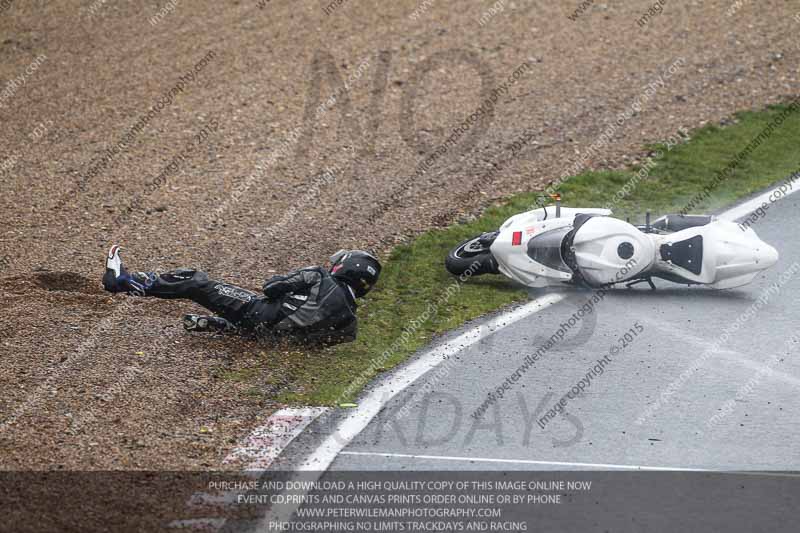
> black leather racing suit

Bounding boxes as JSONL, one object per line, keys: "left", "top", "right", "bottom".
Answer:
{"left": 138, "top": 266, "right": 358, "bottom": 343}
{"left": 262, "top": 266, "right": 358, "bottom": 342}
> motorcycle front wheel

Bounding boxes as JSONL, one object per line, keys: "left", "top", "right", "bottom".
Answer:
{"left": 445, "top": 232, "right": 500, "bottom": 276}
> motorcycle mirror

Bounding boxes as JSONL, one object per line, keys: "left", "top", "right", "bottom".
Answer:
{"left": 645, "top": 211, "right": 651, "bottom": 233}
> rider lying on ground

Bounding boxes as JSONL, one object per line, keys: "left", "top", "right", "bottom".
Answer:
{"left": 101, "top": 246, "right": 381, "bottom": 344}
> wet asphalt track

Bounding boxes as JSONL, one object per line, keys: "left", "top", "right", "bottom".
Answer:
{"left": 322, "top": 189, "right": 800, "bottom": 472}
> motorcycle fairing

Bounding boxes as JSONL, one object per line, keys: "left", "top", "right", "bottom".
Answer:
{"left": 466, "top": 203, "right": 778, "bottom": 291}
{"left": 492, "top": 207, "right": 613, "bottom": 287}
{"left": 493, "top": 217, "right": 575, "bottom": 287}
{"left": 526, "top": 227, "right": 573, "bottom": 273}
{"left": 651, "top": 220, "right": 778, "bottom": 287}
{"left": 499, "top": 206, "right": 612, "bottom": 230}
{"left": 570, "top": 216, "right": 654, "bottom": 286}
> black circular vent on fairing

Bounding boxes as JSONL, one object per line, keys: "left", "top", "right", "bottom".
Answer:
{"left": 617, "top": 242, "right": 635, "bottom": 260}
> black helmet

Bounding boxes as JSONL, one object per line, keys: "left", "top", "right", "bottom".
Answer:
{"left": 329, "top": 249, "right": 381, "bottom": 298}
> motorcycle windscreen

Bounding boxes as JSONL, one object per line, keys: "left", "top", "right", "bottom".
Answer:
{"left": 526, "top": 227, "right": 572, "bottom": 273}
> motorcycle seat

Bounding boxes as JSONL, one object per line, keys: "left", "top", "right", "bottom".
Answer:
{"left": 652, "top": 214, "right": 713, "bottom": 232}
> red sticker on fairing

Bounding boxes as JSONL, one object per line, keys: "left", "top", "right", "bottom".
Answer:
{"left": 512, "top": 231, "right": 523, "bottom": 246}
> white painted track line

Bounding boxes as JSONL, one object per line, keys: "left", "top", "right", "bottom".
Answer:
{"left": 339, "top": 451, "right": 711, "bottom": 472}
{"left": 715, "top": 351, "right": 800, "bottom": 389}
{"left": 718, "top": 178, "right": 800, "bottom": 222}
{"left": 640, "top": 316, "right": 800, "bottom": 388}
{"left": 339, "top": 452, "right": 800, "bottom": 477}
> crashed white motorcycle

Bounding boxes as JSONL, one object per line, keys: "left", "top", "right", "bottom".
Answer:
{"left": 445, "top": 202, "right": 779, "bottom": 290}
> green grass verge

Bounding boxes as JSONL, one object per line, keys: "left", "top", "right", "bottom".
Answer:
{"left": 276, "top": 103, "right": 800, "bottom": 405}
